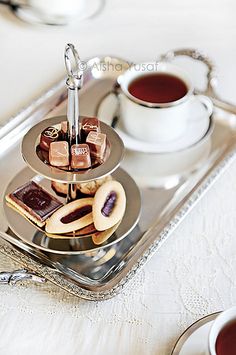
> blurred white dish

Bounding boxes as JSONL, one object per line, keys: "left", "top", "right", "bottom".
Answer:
{"left": 12, "top": 0, "right": 104, "bottom": 25}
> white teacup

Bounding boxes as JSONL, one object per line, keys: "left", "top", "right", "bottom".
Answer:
{"left": 208, "top": 306, "right": 236, "bottom": 354}
{"left": 118, "top": 62, "right": 213, "bottom": 143}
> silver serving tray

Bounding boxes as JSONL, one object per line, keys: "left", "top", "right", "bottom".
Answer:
{"left": 1, "top": 50, "right": 236, "bottom": 300}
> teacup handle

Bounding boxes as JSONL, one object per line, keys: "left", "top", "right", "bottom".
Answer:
{"left": 194, "top": 94, "right": 213, "bottom": 116}
{"left": 95, "top": 83, "right": 120, "bottom": 127}
{"left": 160, "top": 49, "right": 216, "bottom": 90}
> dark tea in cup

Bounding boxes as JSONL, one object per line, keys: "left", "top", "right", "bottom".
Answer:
{"left": 128, "top": 73, "right": 188, "bottom": 104}
{"left": 215, "top": 320, "right": 236, "bottom": 355}
{"left": 209, "top": 307, "right": 236, "bottom": 355}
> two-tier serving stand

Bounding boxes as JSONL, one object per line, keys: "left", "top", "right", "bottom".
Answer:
{"left": 5, "top": 44, "right": 141, "bottom": 254}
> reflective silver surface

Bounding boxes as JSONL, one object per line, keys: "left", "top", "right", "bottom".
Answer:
{"left": 1, "top": 52, "right": 236, "bottom": 300}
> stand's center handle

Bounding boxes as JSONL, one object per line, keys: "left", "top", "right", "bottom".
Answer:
{"left": 65, "top": 43, "right": 83, "bottom": 89}
{"left": 64, "top": 43, "right": 83, "bottom": 146}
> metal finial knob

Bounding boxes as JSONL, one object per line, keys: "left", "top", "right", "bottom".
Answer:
{"left": 65, "top": 43, "right": 83, "bottom": 89}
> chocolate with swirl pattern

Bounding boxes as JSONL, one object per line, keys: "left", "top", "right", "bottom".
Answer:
{"left": 40, "top": 126, "right": 59, "bottom": 151}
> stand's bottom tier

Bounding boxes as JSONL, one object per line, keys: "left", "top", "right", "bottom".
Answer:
{"left": 3, "top": 167, "right": 141, "bottom": 255}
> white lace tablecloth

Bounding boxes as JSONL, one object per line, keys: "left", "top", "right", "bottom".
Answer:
{"left": 1, "top": 163, "right": 236, "bottom": 355}
{"left": 1, "top": 1, "right": 236, "bottom": 354}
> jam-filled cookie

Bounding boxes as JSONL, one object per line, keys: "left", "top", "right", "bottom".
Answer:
{"left": 65, "top": 223, "right": 97, "bottom": 236}
{"left": 92, "top": 221, "right": 120, "bottom": 245}
{"left": 76, "top": 175, "right": 112, "bottom": 196}
{"left": 51, "top": 181, "right": 68, "bottom": 197}
{"left": 45, "top": 198, "right": 93, "bottom": 234}
{"left": 92, "top": 181, "right": 126, "bottom": 231}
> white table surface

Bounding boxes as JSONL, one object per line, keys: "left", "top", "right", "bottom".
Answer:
{"left": 1, "top": 1, "right": 236, "bottom": 354}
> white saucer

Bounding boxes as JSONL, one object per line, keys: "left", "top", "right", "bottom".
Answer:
{"left": 99, "top": 94, "right": 212, "bottom": 153}
{"left": 171, "top": 312, "right": 220, "bottom": 355}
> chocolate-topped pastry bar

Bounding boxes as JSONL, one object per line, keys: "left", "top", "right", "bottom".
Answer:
{"left": 49, "top": 141, "right": 69, "bottom": 167}
{"left": 71, "top": 144, "right": 91, "bottom": 169}
{"left": 40, "top": 126, "right": 59, "bottom": 151}
{"left": 5, "top": 181, "right": 63, "bottom": 227}
{"left": 86, "top": 131, "right": 106, "bottom": 159}
{"left": 81, "top": 117, "right": 100, "bottom": 141}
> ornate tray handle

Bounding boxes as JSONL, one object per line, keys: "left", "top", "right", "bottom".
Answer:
{"left": 160, "top": 48, "right": 236, "bottom": 115}
{"left": 0, "top": 269, "right": 46, "bottom": 285}
{"left": 160, "top": 48, "right": 216, "bottom": 87}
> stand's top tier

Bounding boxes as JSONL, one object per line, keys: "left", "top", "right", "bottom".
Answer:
{"left": 21, "top": 44, "right": 125, "bottom": 183}
{"left": 21, "top": 116, "right": 124, "bottom": 183}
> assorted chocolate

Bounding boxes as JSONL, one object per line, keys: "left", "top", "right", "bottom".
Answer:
{"left": 38, "top": 117, "right": 107, "bottom": 171}
{"left": 40, "top": 126, "right": 59, "bottom": 151}
{"left": 81, "top": 117, "right": 100, "bottom": 141}
{"left": 86, "top": 132, "right": 106, "bottom": 160}
{"left": 6, "top": 181, "right": 63, "bottom": 227}
{"left": 49, "top": 141, "right": 69, "bottom": 167}
{"left": 71, "top": 144, "right": 91, "bottom": 170}
{"left": 60, "top": 121, "right": 68, "bottom": 141}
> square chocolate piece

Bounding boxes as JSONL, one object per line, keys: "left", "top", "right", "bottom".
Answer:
{"left": 71, "top": 144, "right": 91, "bottom": 169}
{"left": 40, "top": 126, "right": 59, "bottom": 151}
{"left": 49, "top": 141, "right": 69, "bottom": 167}
{"left": 81, "top": 117, "right": 100, "bottom": 141}
{"left": 5, "top": 181, "right": 63, "bottom": 227}
{"left": 86, "top": 131, "right": 106, "bottom": 159}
